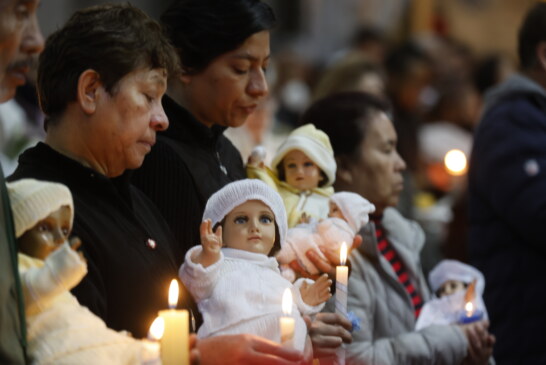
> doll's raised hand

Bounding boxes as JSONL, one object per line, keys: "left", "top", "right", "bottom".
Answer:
{"left": 69, "top": 236, "right": 86, "bottom": 264}
{"left": 299, "top": 274, "right": 332, "bottom": 306}
{"left": 195, "top": 219, "right": 223, "bottom": 267}
{"left": 298, "top": 212, "right": 311, "bottom": 225}
{"left": 247, "top": 145, "right": 266, "bottom": 168}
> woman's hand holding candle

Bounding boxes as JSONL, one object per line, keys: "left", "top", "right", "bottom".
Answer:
{"left": 308, "top": 312, "right": 352, "bottom": 359}
{"left": 458, "top": 321, "right": 496, "bottom": 365}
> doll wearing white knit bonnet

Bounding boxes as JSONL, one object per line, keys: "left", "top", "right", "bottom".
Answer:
{"left": 180, "top": 179, "right": 332, "bottom": 352}
{"left": 8, "top": 179, "right": 164, "bottom": 364}
{"left": 8, "top": 178, "right": 74, "bottom": 240}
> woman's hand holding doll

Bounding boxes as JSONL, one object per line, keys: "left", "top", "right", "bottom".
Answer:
{"left": 289, "top": 234, "right": 362, "bottom": 280}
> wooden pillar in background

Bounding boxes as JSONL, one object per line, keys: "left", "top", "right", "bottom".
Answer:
{"left": 410, "top": 0, "right": 436, "bottom": 35}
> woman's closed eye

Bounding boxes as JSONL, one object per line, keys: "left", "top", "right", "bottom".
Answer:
{"left": 233, "top": 67, "right": 249, "bottom": 75}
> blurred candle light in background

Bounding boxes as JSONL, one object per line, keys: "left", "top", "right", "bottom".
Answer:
{"left": 444, "top": 149, "right": 467, "bottom": 176}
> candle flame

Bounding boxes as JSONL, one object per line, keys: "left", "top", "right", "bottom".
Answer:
{"left": 464, "top": 301, "right": 474, "bottom": 315}
{"left": 282, "top": 288, "right": 292, "bottom": 315}
{"left": 340, "top": 242, "right": 348, "bottom": 266}
{"left": 148, "top": 316, "right": 164, "bottom": 340}
{"left": 168, "top": 279, "right": 179, "bottom": 309}
{"left": 444, "top": 149, "right": 467, "bottom": 176}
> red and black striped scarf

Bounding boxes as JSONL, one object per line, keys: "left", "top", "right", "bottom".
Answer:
{"left": 372, "top": 216, "right": 424, "bottom": 318}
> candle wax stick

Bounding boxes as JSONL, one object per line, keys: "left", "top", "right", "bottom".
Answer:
{"left": 335, "top": 265, "right": 348, "bottom": 316}
{"left": 336, "top": 265, "right": 348, "bottom": 365}
{"left": 280, "top": 316, "right": 295, "bottom": 348}
{"left": 159, "top": 309, "right": 189, "bottom": 365}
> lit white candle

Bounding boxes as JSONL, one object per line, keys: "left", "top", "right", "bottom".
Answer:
{"left": 336, "top": 242, "right": 349, "bottom": 365}
{"left": 335, "top": 242, "right": 349, "bottom": 316}
{"left": 459, "top": 300, "right": 484, "bottom": 324}
{"left": 465, "top": 301, "right": 474, "bottom": 317}
{"left": 148, "top": 316, "right": 165, "bottom": 341}
{"left": 142, "top": 317, "right": 163, "bottom": 362}
{"left": 159, "top": 279, "right": 189, "bottom": 365}
{"left": 279, "top": 288, "right": 295, "bottom": 348}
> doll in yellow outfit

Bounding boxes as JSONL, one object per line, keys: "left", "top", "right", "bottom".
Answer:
{"left": 247, "top": 124, "right": 337, "bottom": 228}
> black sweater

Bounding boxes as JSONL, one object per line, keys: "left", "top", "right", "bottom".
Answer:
{"left": 132, "top": 96, "right": 246, "bottom": 263}
{"left": 10, "top": 143, "right": 187, "bottom": 338}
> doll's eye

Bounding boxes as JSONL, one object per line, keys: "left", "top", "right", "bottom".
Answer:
{"left": 304, "top": 161, "right": 315, "bottom": 168}
{"left": 234, "top": 216, "right": 248, "bottom": 224}
{"left": 260, "top": 214, "right": 273, "bottom": 224}
{"left": 37, "top": 223, "right": 50, "bottom": 232}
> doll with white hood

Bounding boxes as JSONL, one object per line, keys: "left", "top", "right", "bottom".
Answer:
{"left": 415, "top": 259, "right": 489, "bottom": 330}
{"left": 8, "top": 179, "right": 163, "bottom": 365}
{"left": 179, "top": 179, "right": 332, "bottom": 353}
{"left": 277, "top": 191, "right": 375, "bottom": 280}
{"left": 247, "top": 124, "right": 337, "bottom": 228}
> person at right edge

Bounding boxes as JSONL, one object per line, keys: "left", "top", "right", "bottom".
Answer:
{"left": 468, "top": 3, "right": 546, "bottom": 364}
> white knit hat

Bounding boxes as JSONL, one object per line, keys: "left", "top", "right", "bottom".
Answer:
{"left": 203, "top": 179, "right": 288, "bottom": 247}
{"left": 428, "top": 259, "right": 485, "bottom": 296}
{"left": 7, "top": 179, "right": 74, "bottom": 238}
{"left": 329, "top": 192, "right": 375, "bottom": 234}
{"left": 271, "top": 124, "right": 337, "bottom": 187}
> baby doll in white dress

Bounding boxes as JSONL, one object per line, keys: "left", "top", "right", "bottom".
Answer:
{"left": 276, "top": 191, "right": 375, "bottom": 280}
{"left": 8, "top": 179, "right": 160, "bottom": 365}
{"left": 179, "top": 179, "right": 332, "bottom": 352}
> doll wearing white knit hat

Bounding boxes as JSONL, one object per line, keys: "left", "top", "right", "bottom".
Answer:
{"left": 277, "top": 192, "right": 375, "bottom": 280}
{"left": 247, "top": 124, "right": 337, "bottom": 228}
{"left": 8, "top": 179, "right": 160, "bottom": 365}
{"left": 179, "top": 179, "right": 331, "bottom": 352}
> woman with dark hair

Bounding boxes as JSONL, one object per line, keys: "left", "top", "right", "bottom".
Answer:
{"left": 132, "top": 1, "right": 352, "bottom": 362}
{"left": 133, "top": 0, "right": 274, "bottom": 262}
{"left": 304, "top": 91, "right": 495, "bottom": 365}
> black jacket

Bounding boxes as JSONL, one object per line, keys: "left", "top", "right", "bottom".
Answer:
{"left": 469, "top": 74, "right": 546, "bottom": 364}
{"left": 10, "top": 142, "right": 186, "bottom": 339}
{"left": 132, "top": 96, "right": 246, "bottom": 262}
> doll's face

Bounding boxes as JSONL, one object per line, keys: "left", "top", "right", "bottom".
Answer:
{"left": 328, "top": 201, "right": 346, "bottom": 220}
{"left": 222, "top": 200, "right": 276, "bottom": 255}
{"left": 18, "top": 205, "right": 72, "bottom": 260}
{"left": 437, "top": 279, "right": 468, "bottom": 297}
{"left": 282, "top": 150, "right": 323, "bottom": 191}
